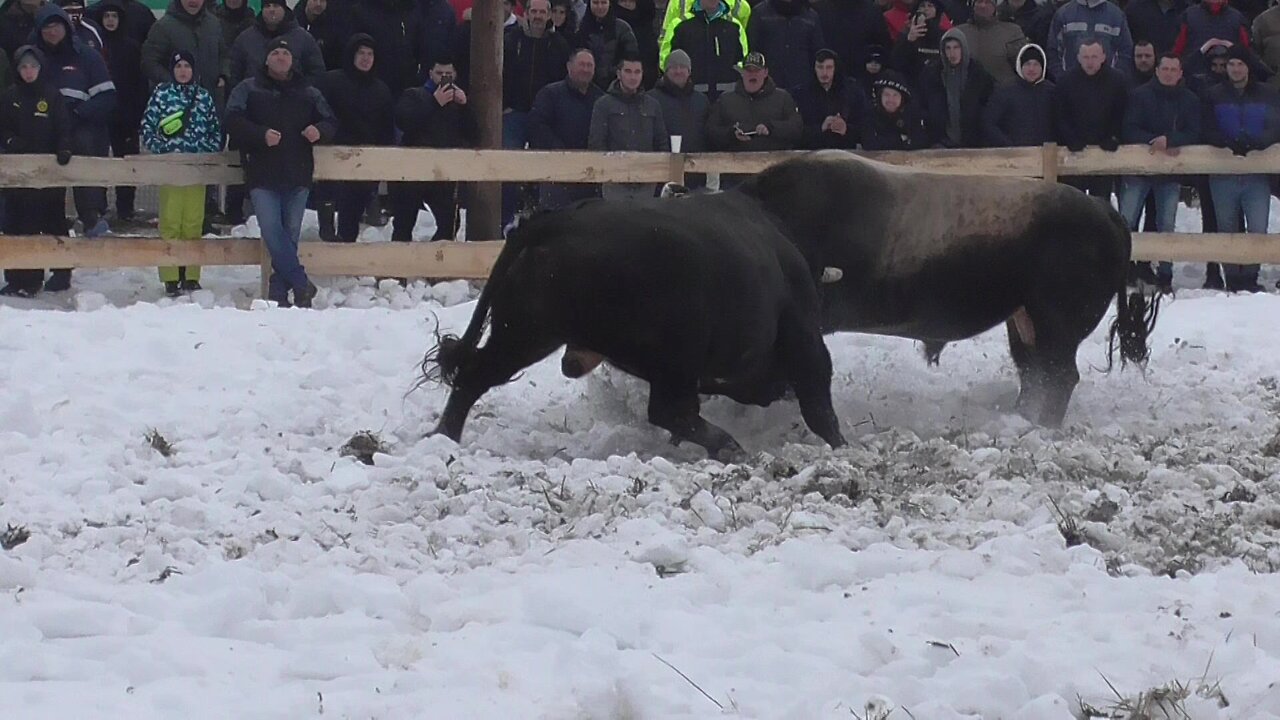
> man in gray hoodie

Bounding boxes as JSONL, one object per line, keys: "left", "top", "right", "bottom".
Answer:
{"left": 588, "top": 54, "right": 670, "bottom": 200}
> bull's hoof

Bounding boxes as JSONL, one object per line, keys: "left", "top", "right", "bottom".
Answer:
{"left": 711, "top": 443, "right": 748, "bottom": 465}
{"left": 429, "top": 423, "right": 463, "bottom": 443}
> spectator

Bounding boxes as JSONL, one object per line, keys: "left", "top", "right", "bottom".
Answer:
{"left": 0, "top": 45, "right": 72, "bottom": 298}
{"left": 1125, "top": 0, "right": 1186, "bottom": 54}
{"left": 346, "top": 0, "right": 414, "bottom": 95}
{"left": 1133, "top": 38, "right": 1156, "bottom": 83}
{"left": 393, "top": 56, "right": 476, "bottom": 241}
{"left": 862, "top": 43, "right": 887, "bottom": 93}
{"left": 54, "top": 0, "right": 105, "bottom": 57}
{"left": 997, "top": 0, "right": 1052, "bottom": 50}
{"left": 1047, "top": 0, "right": 1134, "bottom": 78}
{"left": 406, "top": 0, "right": 456, "bottom": 82}
{"left": 228, "top": 0, "right": 325, "bottom": 89}
{"left": 225, "top": 37, "right": 336, "bottom": 308}
{"left": 1202, "top": 45, "right": 1280, "bottom": 293}
{"left": 528, "top": 48, "right": 605, "bottom": 208}
{"left": 1119, "top": 51, "right": 1200, "bottom": 291}
{"left": 588, "top": 55, "right": 669, "bottom": 199}
{"left": 0, "top": 45, "right": 9, "bottom": 90}
{"left": 550, "top": 0, "right": 578, "bottom": 34}
{"left": 142, "top": 0, "right": 227, "bottom": 98}
{"left": 670, "top": 0, "right": 747, "bottom": 100}
{"left": 813, "top": 0, "right": 890, "bottom": 84}
{"left": 34, "top": 2, "right": 115, "bottom": 295}
{"left": 1189, "top": 41, "right": 1230, "bottom": 289}
{"left": 1, "top": 0, "right": 43, "bottom": 60}
{"left": 706, "top": 51, "right": 804, "bottom": 151}
{"left": 296, "top": 0, "right": 348, "bottom": 71}
{"left": 502, "top": 0, "right": 568, "bottom": 224}
{"left": 792, "top": 47, "right": 868, "bottom": 148}
{"left": 1172, "top": 0, "right": 1257, "bottom": 77}
{"left": 1055, "top": 39, "right": 1127, "bottom": 198}
{"left": 611, "top": 0, "right": 659, "bottom": 88}
{"left": 214, "top": 0, "right": 255, "bottom": 71}
{"left": 957, "top": 0, "right": 1026, "bottom": 85}
{"left": 575, "top": 0, "right": 638, "bottom": 88}
{"left": 658, "top": 0, "right": 750, "bottom": 70}
{"left": 651, "top": 48, "right": 710, "bottom": 157}
{"left": 921, "top": 27, "right": 995, "bottom": 147}
{"left": 747, "top": 0, "right": 826, "bottom": 91}
{"left": 982, "top": 42, "right": 1055, "bottom": 146}
{"left": 139, "top": 50, "right": 222, "bottom": 296}
{"left": 885, "top": 0, "right": 951, "bottom": 41}
{"left": 1256, "top": 1, "right": 1280, "bottom": 87}
{"left": 316, "top": 34, "right": 394, "bottom": 242}
{"left": 861, "top": 69, "right": 931, "bottom": 148}
{"left": 98, "top": 0, "right": 146, "bottom": 222}
{"left": 86, "top": 0, "right": 153, "bottom": 46}
{"left": 891, "top": 0, "right": 949, "bottom": 82}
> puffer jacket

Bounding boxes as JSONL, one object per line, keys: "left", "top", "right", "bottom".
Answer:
{"left": 141, "top": 0, "right": 228, "bottom": 95}
{"left": 228, "top": 9, "right": 326, "bottom": 88}
{"left": 705, "top": 76, "right": 804, "bottom": 150}
{"left": 140, "top": 80, "right": 223, "bottom": 154}
{"left": 224, "top": 66, "right": 337, "bottom": 189}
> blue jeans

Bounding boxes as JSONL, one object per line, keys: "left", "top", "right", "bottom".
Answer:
{"left": 502, "top": 111, "right": 529, "bottom": 228}
{"left": 251, "top": 187, "right": 310, "bottom": 301}
{"left": 1209, "top": 175, "right": 1269, "bottom": 287}
{"left": 1120, "top": 176, "right": 1181, "bottom": 280}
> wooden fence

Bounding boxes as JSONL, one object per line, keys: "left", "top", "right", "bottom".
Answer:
{"left": 2, "top": 145, "right": 1279, "bottom": 291}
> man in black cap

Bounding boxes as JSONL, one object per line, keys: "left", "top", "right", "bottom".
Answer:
{"left": 791, "top": 47, "right": 868, "bottom": 148}
{"left": 707, "top": 51, "right": 804, "bottom": 151}
{"left": 225, "top": 36, "right": 336, "bottom": 307}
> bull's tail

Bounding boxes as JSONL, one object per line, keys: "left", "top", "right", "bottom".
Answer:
{"left": 1105, "top": 205, "right": 1160, "bottom": 370}
{"left": 418, "top": 219, "right": 534, "bottom": 389}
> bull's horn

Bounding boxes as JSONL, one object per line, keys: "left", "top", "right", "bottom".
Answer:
{"left": 821, "top": 267, "right": 844, "bottom": 283}
{"left": 661, "top": 182, "right": 690, "bottom": 198}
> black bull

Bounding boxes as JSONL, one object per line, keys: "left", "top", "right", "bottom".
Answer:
{"left": 423, "top": 152, "right": 1154, "bottom": 456}
{"left": 737, "top": 152, "right": 1155, "bottom": 426}
{"left": 422, "top": 190, "right": 849, "bottom": 461}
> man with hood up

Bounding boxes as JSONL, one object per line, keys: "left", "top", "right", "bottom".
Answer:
{"left": 344, "top": 0, "right": 415, "bottom": 95}
{"left": 32, "top": 3, "right": 115, "bottom": 291}
{"left": 228, "top": 0, "right": 325, "bottom": 88}
{"left": 983, "top": 41, "right": 1055, "bottom": 146}
{"left": 921, "top": 26, "right": 994, "bottom": 147}
{"left": 791, "top": 47, "right": 868, "bottom": 148}
{"left": 1, "top": 0, "right": 43, "bottom": 60}
{"left": 0, "top": 45, "right": 72, "bottom": 297}
{"left": 1047, "top": 0, "right": 1135, "bottom": 79}
{"left": 315, "top": 33, "right": 393, "bottom": 243}
{"left": 142, "top": 0, "right": 227, "bottom": 97}
{"left": 86, "top": 0, "right": 153, "bottom": 45}
{"left": 588, "top": 54, "right": 669, "bottom": 200}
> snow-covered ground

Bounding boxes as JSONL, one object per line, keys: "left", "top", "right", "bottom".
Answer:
{"left": 2, "top": 211, "right": 1280, "bottom": 718}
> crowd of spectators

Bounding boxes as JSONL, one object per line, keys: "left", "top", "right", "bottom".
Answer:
{"left": 2, "top": 0, "right": 1279, "bottom": 299}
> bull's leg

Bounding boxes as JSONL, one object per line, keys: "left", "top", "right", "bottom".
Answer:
{"left": 1037, "top": 350, "right": 1081, "bottom": 428}
{"left": 779, "top": 313, "right": 846, "bottom": 449}
{"left": 433, "top": 337, "right": 560, "bottom": 441}
{"left": 647, "top": 381, "right": 745, "bottom": 463}
{"left": 1006, "top": 317, "right": 1044, "bottom": 417}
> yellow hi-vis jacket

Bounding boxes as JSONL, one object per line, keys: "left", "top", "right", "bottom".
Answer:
{"left": 658, "top": 0, "right": 751, "bottom": 70}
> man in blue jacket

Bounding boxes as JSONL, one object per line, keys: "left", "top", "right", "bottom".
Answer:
{"left": 528, "top": 48, "right": 604, "bottom": 213}
{"left": 1047, "top": 0, "right": 1135, "bottom": 79}
{"left": 1119, "top": 51, "right": 1201, "bottom": 291}
{"left": 32, "top": 3, "right": 116, "bottom": 291}
{"left": 1202, "top": 44, "right": 1280, "bottom": 292}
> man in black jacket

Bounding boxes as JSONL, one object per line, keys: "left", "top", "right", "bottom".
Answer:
{"left": 392, "top": 56, "right": 477, "bottom": 242}
{"left": 1054, "top": 38, "right": 1127, "bottom": 199}
{"left": 315, "top": 33, "right": 393, "bottom": 242}
{"left": 921, "top": 27, "right": 994, "bottom": 147}
{"left": 983, "top": 41, "right": 1054, "bottom": 146}
{"left": 791, "top": 47, "right": 867, "bottom": 148}
{"left": 501, "top": 0, "right": 567, "bottom": 225}
{"left": 0, "top": 45, "right": 72, "bottom": 297}
{"left": 86, "top": 0, "right": 154, "bottom": 45}
{"left": 528, "top": 48, "right": 604, "bottom": 210}
{"left": 98, "top": 0, "right": 146, "bottom": 222}
{"left": 225, "top": 37, "right": 336, "bottom": 308}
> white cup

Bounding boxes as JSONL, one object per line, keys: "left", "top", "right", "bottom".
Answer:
{"left": 670, "top": 135, "right": 683, "bottom": 153}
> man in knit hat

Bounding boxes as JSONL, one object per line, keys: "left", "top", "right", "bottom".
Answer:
{"left": 225, "top": 36, "right": 336, "bottom": 307}
{"left": 652, "top": 48, "right": 710, "bottom": 153}
{"left": 228, "top": 0, "right": 325, "bottom": 88}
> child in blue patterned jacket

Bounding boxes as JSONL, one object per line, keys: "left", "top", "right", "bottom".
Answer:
{"left": 140, "top": 50, "right": 222, "bottom": 297}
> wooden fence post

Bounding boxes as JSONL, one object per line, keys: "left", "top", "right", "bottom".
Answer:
{"left": 259, "top": 241, "right": 271, "bottom": 299}
{"left": 667, "top": 152, "right": 686, "bottom": 186}
{"left": 1041, "top": 142, "right": 1060, "bottom": 183}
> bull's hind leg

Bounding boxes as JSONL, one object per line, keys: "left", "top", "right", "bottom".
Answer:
{"left": 1007, "top": 308, "right": 1087, "bottom": 428}
{"left": 1006, "top": 316, "right": 1044, "bottom": 415}
{"left": 434, "top": 336, "right": 560, "bottom": 441}
{"left": 647, "top": 381, "right": 745, "bottom": 463}
{"left": 779, "top": 315, "right": 846, "bottom": 449}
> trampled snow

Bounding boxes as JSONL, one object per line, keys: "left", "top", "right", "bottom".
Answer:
{"left": 2, "top": 220, "right": 1280, "bottom": 718}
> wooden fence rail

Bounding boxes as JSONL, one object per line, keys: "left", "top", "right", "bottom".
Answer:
{"left": 1, "top": 145, "right": 1277, "bottom": 289}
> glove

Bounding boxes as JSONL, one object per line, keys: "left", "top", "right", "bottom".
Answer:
{"left": 1230, "top": 139, "right": 1250, "bottom": 157}
{"left": 1099, "top": 138, "right": 1120, "bottom": 152}
{"left": 1067, "top": 142, "right": 1086, "bottom": 153}
{"left": 56, "top": 149, "right": 72, "bottom": 165}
